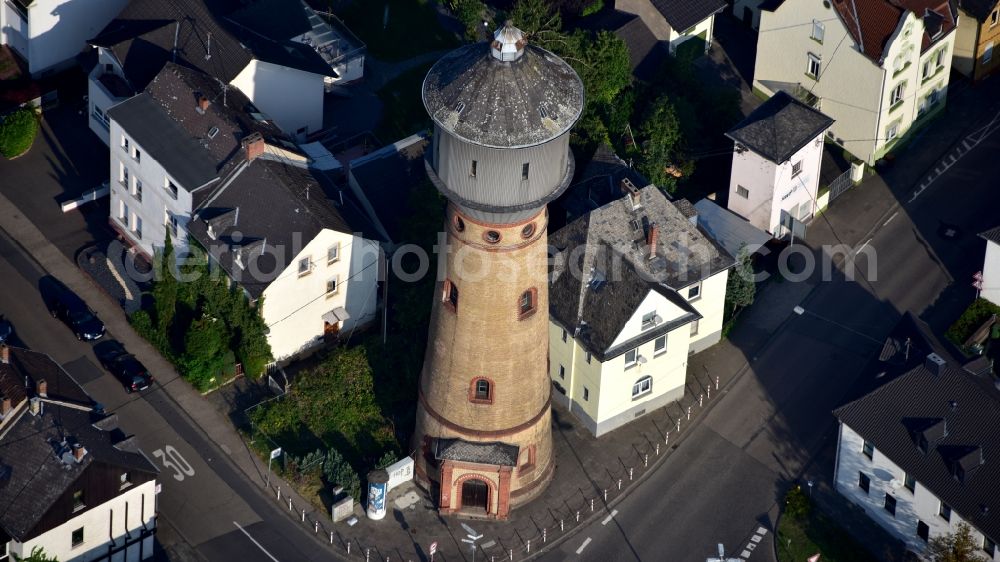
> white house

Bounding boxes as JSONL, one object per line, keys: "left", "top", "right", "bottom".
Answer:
{"left": 834, "top": 335, "right": 1000, "bottom": 559}
{"left": 726, "top": 91, "right": 834, "bottom": 236}
{"left": 548, "top": 182, "right": 734, "bottom": 436}
{"left": 981, "top": 226, "right": 1000, "bottom": 306}
{"left": 754, "top": 0, "right": 957, "bottom": 165}
{"left": 0, "top": 0, "right": 126, "bottom": 77}
{"left": 87, "top": 0, "right": 363, "bottom": 144}
{"left": 0, "top": 346, "right": 158, "bottom": 562}
{"left": 615, "top": 0, "right": 727, "bottom": 56}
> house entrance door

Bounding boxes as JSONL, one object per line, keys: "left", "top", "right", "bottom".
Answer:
{"left": 461, "top": 479, "right": 489, "bottom": 511}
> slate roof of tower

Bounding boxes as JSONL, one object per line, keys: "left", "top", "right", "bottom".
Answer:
{"left": 980, "top": 225, "right": 1000, "bottom": 245}
{"left": 549, "top": 185, "right": 734, "bottom": 360}
{"left": 726, "top": 91, "right": 834, "bottom": 164}
{"left": 649, "top": 0, "right": 728, "bottom": 32}
{"left": 422, "top": 41, "right": 585, "bottom": 148}
{"left": 830, "top": 0, "right": 957, "bottom": 61}
{"left": 833, "top": 346, "right": 1000, "bottom": 544}
{"left": 0, "top": 348, "right": 157, "bottom": 542}
{"left": 90, "top": 0, "right": 332, "bottom": 90}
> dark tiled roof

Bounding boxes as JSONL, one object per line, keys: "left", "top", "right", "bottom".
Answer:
{"left": 959, "top": 0, "right": 1000, "bottom": 20}
{"left": 348, "top": 135, "right": 431, "bottom": 244}
{"left": 576, "top": 10, "right": 668, "bottom": 81}
{"left": 559, "top": 144, "right": 650, "bottom": 223}
{"left": 980, "top": 225, "right": 1000, "bottom": 245}
{"left": 649, "top": 0, "right": 727, "bottom": 32}
{"left": 435, "top": 438, "right": 519, "bottom": 467}
{"left": 225, "top": 0, "right": 311, "bottom": 41}
{"left": 422, "top": 42, "right": 585, "bottom": 148}
{"left": 549, "top": 185, "right": 733, "bottom": 359}
{"left": 832, "top": 0, "right": 956, "bottom": 61}
{"left": 834, "top": 355, "right": 1000, "bottom": 545}
{"left": 187, "top": 159, "right": 370, "bottom": 299}
{"left": 0, "top": 348, "right": 156, "bottom": 541}
{"left": 726, "top": 91, "right": 834, "bottom": 164}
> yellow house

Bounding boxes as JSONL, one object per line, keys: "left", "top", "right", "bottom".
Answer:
{"left": 954, "top": 0, "right": 1000, "bottom": 81}
{"left": 548, "top": 184, "right": 733, "bottom": 437}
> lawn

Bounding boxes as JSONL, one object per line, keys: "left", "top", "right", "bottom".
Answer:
{"left": 375, "top": 62, "right": 434, "bottom": 141}
{"left": 337, "top": 0, "right": 458, "bottom": 61}
{"left": 776, "top": 511, "right": 879, "bottom": 562}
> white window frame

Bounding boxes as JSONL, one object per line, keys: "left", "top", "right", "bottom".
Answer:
{"left": 121, "top": 135, "right": 129, "bottom": 152}
{"left": 624, "top": 348, "right": 638, "bottom": 368}
{"left": 298, "top": 256, "right": 312, "bottom": 276}
{"left": 165, "top": 177, "right": 179, "bottom": 200}
{"left": 690, "top": 319, "right": 700, "bottom": 336}
{"left": 654, "top": 335, "right": 667, "bottom": 355}
{"left": 120, "top": 201, "right": 128, "bottom": 221}
{"left": 984, "top": 536, "right": 997, "bottom": 557}
{"left": 811, "top": 19, "right": 825, "bottom": 43}
{"left": 687, "top": 282, "right": 702, "bottom": 301}
{"left": 120, "top": 163, "right": 129, "bottom": 186}
{"left": 632, "top": 376, "right": 652, "bottom": 398}
{"left": 133, "top": 177, "right": 142, "bottom": 201}
{"left": 133, "top": 147, "right": 141, "bottom": 163}
{"left": 133, "top": 215, "right": 142, "bottom": 239}
{"left": 886, "top": 121, "right": 900, "bottom": 141}
{"left": 939, "top": 501, "right": 951, "bottom": 521}
{"left": 862, "top": 439, "right": 875, "bottom": 459}
{"left": 71, "top": 526, "right": 84, "bottom": 548}
{"left": 991, "top": 10, "right": 998, "bottom": 27}
{"left": 641, "top": 311, "right": 657, "bottom": 330}
{"left": 326, "top": 275, "right": 339, "bottom": 296}
{"left": 807, "top": 53, "right": 821, "bottom": 78}
{"left": 327, "top": 243, "right": 340, "bottom": 264}
{"left": 890, "top": 83, "right": 904, "bottom": 106}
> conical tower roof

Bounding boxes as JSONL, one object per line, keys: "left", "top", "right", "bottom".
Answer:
{"left": 421, "top": 22, "right": 585, "bottom": 149}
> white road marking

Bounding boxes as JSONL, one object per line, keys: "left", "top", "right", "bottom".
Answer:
{"left": 855, "top": 239, "right": 872, "bottom": 254}
{"left": 601, "top": 509, "right": 618, "bottom": 525}
{"left": 576, "top": 537, "right": 592, "bottom": 554}
{"left": 882, "top": 211, "right": 899, "bottom": 227}
{"left": 233, "top": 521, "right": 280, "bottom": 562}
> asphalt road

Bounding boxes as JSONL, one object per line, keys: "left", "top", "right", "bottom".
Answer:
{"left": 539, "top": 104, "right": 1000, "bottom": 562}
{"left": 0, "top": 231, "right": 339, "bottom": 561}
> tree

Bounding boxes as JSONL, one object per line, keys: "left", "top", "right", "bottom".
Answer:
{"left": 509, "top": 0, "right": 562, "bottom": 39}
{"left": 323, "top": 448, "right": 361, "bottom": 501}
{"left": 152, "top": 235, "right": 178, "bottom": 335}
{"left": 573, "top": 30, "right": 630, "bottom": 107}
{"left": 0, "top": 108, "right": 38, "bottom": 158}
{"left": 783, "top": 485, "right": 810, "bottom": 520}
{"left": 292, "top": 346, "right": 384, "bottom": 444}
{"left": 928, "top": 524, "right": 990, "bottom": 562}
{"left": 376, "top": 451, "right": 397, "bottom": 469}
{"left": 13, "top": 547, "right": 58, "bottom": 562}
{"left": 447, "top": 0, "right": 488, "bottom": 41}
{"left": 180, "top": 316, "right": 230, "bottom": 390}
{"left": 725, "top": 246, "right": 755, "bottom": 313}
{"left": 636, "top": 95, "right": 685, "bottom": 192}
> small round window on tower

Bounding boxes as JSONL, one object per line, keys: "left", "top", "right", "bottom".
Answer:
{"left": 453, "top": 215, "right": 465, "bottom": 232}
{"left": 483, "top": 230, "right": 502, "bottom": 244}
{"left": 521, "top": 223, "right": 536, "bottom": 239}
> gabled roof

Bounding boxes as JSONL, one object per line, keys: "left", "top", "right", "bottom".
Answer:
{"left": 348, "top": 134, "right": 431, "bottom": 244}
{"left": 649, "top": 0, "right": 728, "bottom": 32}
{"left": 981, "top": 225, "right": 1000, "bottom": 245}
{"left": 833, "top": 350, "right": 1000, "bottom": 545}
{"left": 549, "top": 185, "right": 733, "bottom": 359}
{"left": 559, "top": 143, "right": 650, "bottom": 223}
{"left": 831, "top": 0, "right": 956, "bottom": 62}
{"left": 958, "top": 0, "right": 1000, "bottom": 20}
{"left": 0, "top": 348, "right": 157, "bottom": 542}
{"left": 727, "top": 91, "right": 834, "bottom": 164}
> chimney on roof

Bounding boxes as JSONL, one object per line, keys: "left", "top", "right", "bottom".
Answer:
{"left": 28, "top": 397, "right": 41, "bottom": 416}
{"left": 196, "top": 95, "right": 210, "bottom": 114}
{"left": 71, "top": 443, "right": 87, "bottom": 463}
{"left": 0, "top": 397, "right": 10, "bottom": 418}
{"left": 621, "top": 178, "right": 641, "bottom": 208}
{"left": 242, "top": 132, "right": 265, "bottom": 162}
{"left": 0, "top": 345, "right": 8, "bottom": 364}
{"left": 647, "top": 223, "right": 659, "bottom": 260}
{"left": 37, "top": 379, "right": 47, "bottom": 398}
{"left": 925, "top": 353, "right": 947, "bottom": 376}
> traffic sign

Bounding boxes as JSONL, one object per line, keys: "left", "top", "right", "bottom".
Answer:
{"left": 270, "top": 447, "right": 283, "bottom": 460}
{"left": 808, "top": 554, "right": 821, "bottom": 562}
{"left": 429, "top": 542, "right": 437, "bottom": 555}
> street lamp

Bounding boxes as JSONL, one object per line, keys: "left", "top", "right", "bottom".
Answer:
{"left": 792, "top": 306, "right": 883, "bottom": 344}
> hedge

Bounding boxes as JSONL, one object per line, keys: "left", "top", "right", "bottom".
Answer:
{"left": 0, "top": 108, "right": 38, "bottom": 158}
{"left": 945, "top": 298, "right": 1000, "bottom": 347}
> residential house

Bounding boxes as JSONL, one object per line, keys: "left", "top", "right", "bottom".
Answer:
{"left": 0, "top": 0, "right": 126, "bottom": 77}
{"left": 754, "top": 0, "right": 957, "bottom": 165}
{"left": 554, "top": 142, "right": 650, "bottom": 229}
{"left": 981, "top": 225, "right": 1000, "bottom": 306}
{"left": 88, "top": 0, "right": 362, "bottom": 144}
{"left": 732, "top": 0, "right": 782, "bottom": 30}
{"left": 615, "top": 0, "right": 727, "bottom": 56}
{"left": 548, "top": 183, "right": 734, "bottom": 436}
{"left": 577, "top": 9, "right": 669, "bottom": 80}
{"left": 0, "top": 345, "right": 158, "bottom": 561}
{"left": 726, "top": 90, "right": 834, "bottom": 236}
{"left": 692, "top": 198, "right": 772, "bottom": 258}
{"left": 833, "top": 316, "right": 1000, "bottom": 558}
{"left": 954, "top": 0, "right": 1000, "bottom": 80}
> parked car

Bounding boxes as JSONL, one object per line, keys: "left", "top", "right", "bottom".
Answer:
{"left": 0, "top": 317, "right": 11, "bottom": 343}
{"left": 48, "top": 292, "right": 104, "bottom": 341}
{"left": 96, "top": 342, "right": 153, "bottom": 392}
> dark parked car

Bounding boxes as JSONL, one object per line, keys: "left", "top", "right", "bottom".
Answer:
{"left": 48, "top": 292, "right": 104, "bottom": 341}
{"left": 0, "top": 317, "right": 11, "bottom": 343}
{"left": 97, "top": 343, "right": 153, "bottom": 392}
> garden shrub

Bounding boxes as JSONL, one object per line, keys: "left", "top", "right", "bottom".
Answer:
{"left": 785, "top": 485, "right": 811, "bottom": 520}
{"left": 0, "top": 108, "right": 38, "bottom": 158}
{"left": 946, "top": 298, "right": 1000, "bottom": 347}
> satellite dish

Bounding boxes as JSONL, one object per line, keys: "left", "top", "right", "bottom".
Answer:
{"left": 889, "top": 479, "right": 903, "bottom": 490}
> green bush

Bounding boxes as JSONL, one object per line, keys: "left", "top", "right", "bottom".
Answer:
{"left": 0, "top": 108, "right": 38, "bottom": 158}
{"left": 946, "top": 298, "right": 1000, "bottom": 347}
{"left": 581, "top": 0, "right": 604, "bottom": 16}
{"left": 785, "top": 485, "right": 811, "bottom": 520}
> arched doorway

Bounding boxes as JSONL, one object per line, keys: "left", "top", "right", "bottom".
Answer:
{"left": 460, "top": 478, "right": 489, "bottom": 512}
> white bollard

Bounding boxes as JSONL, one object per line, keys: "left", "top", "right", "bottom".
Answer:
{"left": 716, "top": 375, "right": 720, "bottom": 390}
{"left": 561, "top": 519, "right": 564, "bottom": 531}
{"left": 365, "top": 548, "right": 370, "bottom": 562}
{"left": 708, "top": 386, "right": 711, "bottom": 399}
{"left": 629, "top": 468, "right": 633, "bottom": 481}
{"left": 699, "top": 394, "right": 703, "bottom": 407}
{"left": 656, "top": 443, "right": 660, "bottom": 455}
{"left": 526, "top": 540, "right": 531, "bottom": 554}
{"left": 301, "top": 509, "right": 306, "bottom": 522}
{"left": 330, "top": 532, "right": 334, "bottom": 545}
{"left": 277, "top": 487, "right": 281, "bottom": 501}
{"left": 676, "top": 419, "right": 681, "bottom": 432}
{"left": 347, "top": 541, "right": 351, "bottom": 554}
{"left": 644, "top": 454, "right": 649, "bottom": 467}
{"left": 603, "top": 489, "right": 607, "bottom": 502}
{"left": 315, "top": 521, "right": 319, "bottom": 533}
{"left": 617, "top": 478, "right": 622, "bottom": 490}
{"left": 543, "top": 528, "right": 547, "bottom": 543}
{"left": 687, "top": 406, "right": 692, "bottom": 420}
{"left": 577, "top": 510, "right": 581, "bottom": 521}
{"left": 288, "top": 498, "right": 293, "bottom": 510}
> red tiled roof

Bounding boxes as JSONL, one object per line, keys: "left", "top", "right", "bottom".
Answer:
{"left": 831, "top": 0, "right": 956, "bottom": 62}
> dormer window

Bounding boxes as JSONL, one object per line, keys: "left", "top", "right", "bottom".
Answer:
{"left": 207, "top": 126, "right": 220, "bottom": 139}
{"left": 207, "top": 224, "right": 217, "bottom": 240}
{"left": 120, "top": 472, "right": 132, "bottom": 489}
{"left": 72, "top": 490, "right": 86, "bottom": 512}
{"left": 641, "top": 311, "right": 659, "bottom": 330}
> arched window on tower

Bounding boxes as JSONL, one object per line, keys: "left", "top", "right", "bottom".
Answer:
{"left": 518, "top": 288, "right": 538, "bottom": 320}
{"left": 443, "top": 279, "right": 458, "bottom": 311}
{"left": 470, "top": 377, "right": 493, "bottom": 404}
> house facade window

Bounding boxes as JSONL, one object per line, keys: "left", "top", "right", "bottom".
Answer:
{"left": 939, "top": 502, "right": 951, "bottom": 521}
{"left": 862, "top": 440, "right": 875, "bottom": 459}
{"left": 654, "top": 335, "right": 667, "bottom": 355}
{"left": 687, "top": 282, "right": 701, "bottom": 300}
{"left": 166, "top": 212, "right": 178, "bottom": 238}
{"left": 884, "top": 494, "right": 897, "bottom": 516}
{"left": 518, "top": 288, "right": 537, "bottom": 319}
{"left": 585, "top": 351, "right": 592, "bottom": 363}
{"left": 583, "top": 386, "right": 589, "bottom": 401}
{"left": 737, "top": 185, "right": 749, "bottom": 198}
{"left": 624, "top": 348, "right": 638, "bottom": 368}
{"left": 991, "top": 10, "right": 998, "bottom": 26}
{"left": 71, "top": 527, "right": 84, "bottom": 547}
{"left": 133, "top": 215, "right": 142, "bottom": 239}
{"left": 120, "top": 163, "right": 129, "bottom": 186}
{"left": 165, "top": 178, "right": 179, "bottom": 200}
{"left": 72, "top": 490, "right": 86, "bottom": 512}
{"left": 120, "top": 201, "right": 128, "bottom": 222}
{"left": 298, "top": 257, "right": 312, "bottom": 276}
{"left": 133, "top": 178, "right": 142, "bottom": 201}
{"left": 470, "top": 378, "right": 492, "bottom": 403}
{"left": 985, "top": 42, "right": 994, "bottom": 64}
{"left": 326, "top": 276, "right": 339, "bottom": 296}
{"left": 886, "top": 121, "right": 900, "bottom": 142}
{"left": 327, "top": 243, "right": 340, "bottom": 264}
{"left": 522, "top": 162, "right": 530, "bottom": 181}
{"left": 562, "top": 329, "right": 567, "bottom": 343}
{"left": 811, "top": 20, "right": 825, "bottom": 43}
{"left": 133, "top": 148, "right": 141, "bottom": 163}
{"left": 690, "top": 319, "right": 700, "bottom": 336}
{"left": 443, "top": 279, "right": 459, "bottom": 310}
{"left": 890, "top": 83, "right": 905, "bottom": 106}
{"left": 791, "top": 160, "right": 803, "bottom": 177}
{"left": 917, "top": 521, "right": 929, "bottom": 542}
{"left": 807, "top": 53, "right": 821, "bottom": 78}
{"left": 984, "top": 536, "right": 996, "bottom": 557}
{"left": 559, "top": 365, "right": 565, "bottom": 379}
{"left": 120, "top": 472, "right": 132, "bottom": 489}
{"left": 858, "top": 472, "right": 870, "bottom": 493}
{"left": 121, "top": 135, "right": 129, "bottom": 152}
{"left": 641, "top": 311, "right": 658, "bottom": 330}
{"left": 470, "top": 160, "right": 477, "bottom": 178}
{"left": 632, "top": 376, "right": 652, "bottom": 398}
{"left": 903, "top": 473, "right": 915, "bottom": 492}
